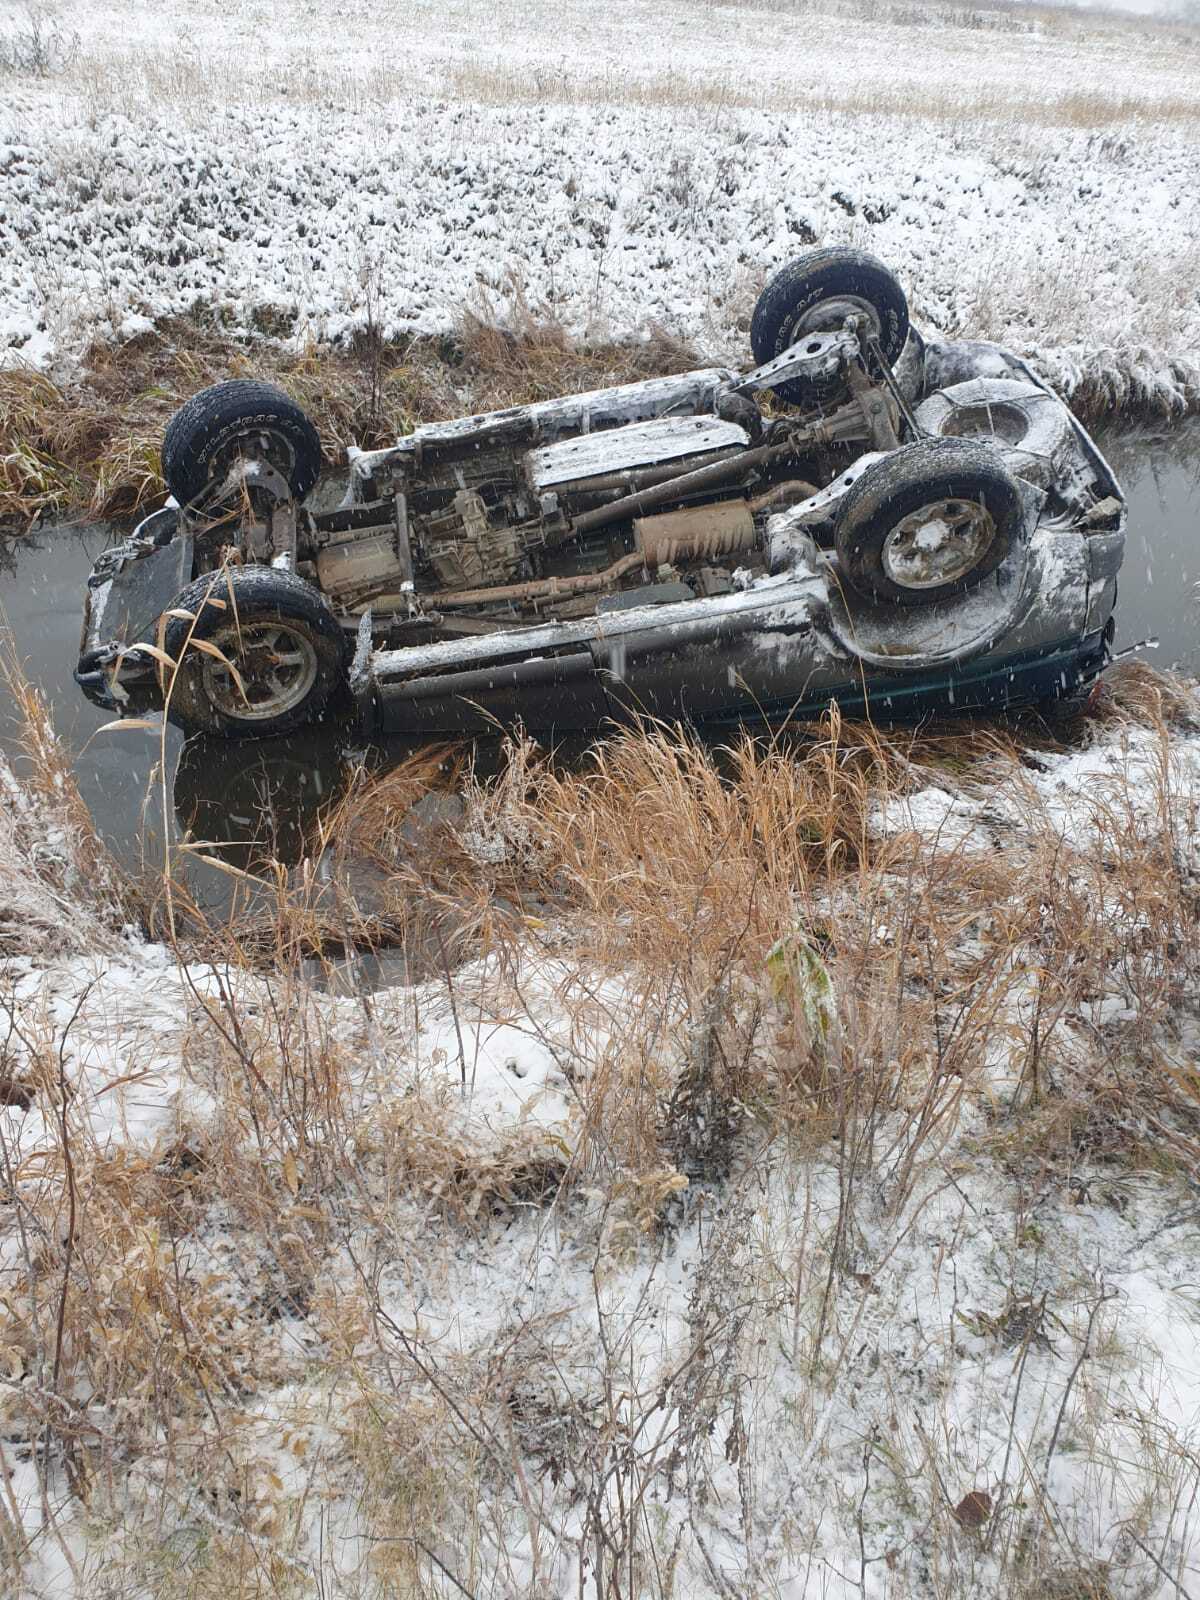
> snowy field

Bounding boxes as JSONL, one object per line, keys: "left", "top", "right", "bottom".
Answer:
{"left": 1, "top": 0, "right": 1199, "bottom": 411}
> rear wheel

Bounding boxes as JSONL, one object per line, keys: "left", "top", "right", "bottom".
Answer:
{"left": 161, "top": 380, "right": 323, "bottom": 507}
{"left": 834, "top": 437, "right": 1025, "bottom": 606}
{"left": 162, "top": 566, "right": 348, "bottom": 738}
{"left": 750, "top": 247, "right": 910, "bottom": 405}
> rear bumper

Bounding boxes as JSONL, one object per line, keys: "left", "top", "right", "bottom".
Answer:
{"left": 702, "top": 630, "right": 1111, "bottom": 729}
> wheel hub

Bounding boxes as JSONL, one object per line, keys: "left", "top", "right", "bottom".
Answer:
{"left": 199, "top": 620, "right": 319, "bottom": 721}
{"left": 881, "top": 498, "right": 996, "bottom": 592}
{"left": 200, "top": 427, "right": 299, "bottom": 513}
{"left": 793, "top": 293, "right": 883, "bottom": 343}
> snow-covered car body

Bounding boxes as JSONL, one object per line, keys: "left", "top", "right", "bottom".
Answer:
{"left": 75, "top": 251, "right": 1125, "bottom": 739}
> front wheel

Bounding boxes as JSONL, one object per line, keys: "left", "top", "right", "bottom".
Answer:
{"left": 161, "top": 567, "right": 348, "bottom": 738}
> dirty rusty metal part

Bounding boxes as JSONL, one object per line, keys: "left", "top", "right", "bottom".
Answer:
{"left": 782, "top": 451, "right": 888, "bottom": 526}
{"left": 424, "top": 490, "right": 533, "bottom": 589}
{"left": 541, "top": 448, "right": 746, "bottom": 503}
{"left": 866, "top": 331, "right": 922, "bottom": 436}
{"left": 746, "top": 479, "right": 819, "bottom": 515}
{"left": 394, "top": 489, "right": 414, "bottom": 589}
{"left": 634, "top": 500, "right": 756, "bottom": 568}
{"left": 733, "top": 327, "right": 858, "bottom": 396}
{"left": 182, "top": 457, "right": 298, "bottom": 569}
{"left": 316, "top": 530, "right": 406, "bottom": 601}
{"left": 846, "top": 357, "right": 900, "bottom": 452}
{"left": 569, "top": 432, "right": 807, "bottom": 538}
{"left": 1082, "top": 495, "right": 1123, "bottom": 528}
{"left": 428, "top": 550, "right": 645, "bottom": 609}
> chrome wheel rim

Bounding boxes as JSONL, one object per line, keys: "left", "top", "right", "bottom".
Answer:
{"left": 881, "top": 498, "right": 996, "bottom": 591}
{"left": 199, "top": 620, "right": 319, "bottom": 720}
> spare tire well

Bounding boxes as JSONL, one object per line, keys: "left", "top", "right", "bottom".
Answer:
{"left": 912, "top": 379, "right": 1076, "bottom": 490}
{"left": 938, "top": 402, "right": 1031, "bottom": 446}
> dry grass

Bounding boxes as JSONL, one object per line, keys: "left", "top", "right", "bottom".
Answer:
{"left": 58, "top": 0, "right": 1200, "bottom": 129}
{"left": 315, "top": 685, "right": 1200, "bottom": 1188}
{"left": 0, "top": 643, "right": 133, "bottom": 947}
{"left": 445, "top": 59, "right": 1200, "bottom": 129}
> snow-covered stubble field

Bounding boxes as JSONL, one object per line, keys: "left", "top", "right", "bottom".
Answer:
{"left": 1, "top": 0, "right": 1199, "bottom": 413}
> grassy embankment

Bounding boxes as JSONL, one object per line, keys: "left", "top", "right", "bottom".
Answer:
{"left": 0, "top": 310, "right": 704, "bottom": 527}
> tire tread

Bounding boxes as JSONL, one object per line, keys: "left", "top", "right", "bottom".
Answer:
{"left": 162, "top": 380, "right": 323, "bottom": 506}
{"left": 750, "top": 247, "right": 910, "bottom": 406}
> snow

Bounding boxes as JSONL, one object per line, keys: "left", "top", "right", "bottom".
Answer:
{"left": 0, "top": 0, "right": 1198, "bottom": 413}
{"left": 0, "top": 945, "right": 204, "bottom": 1166}
{"left": 874, "top": 721, "right": 1200, "bottom": 867}
{"left": 912, "top": 516, "right": 952, "bottom": 554}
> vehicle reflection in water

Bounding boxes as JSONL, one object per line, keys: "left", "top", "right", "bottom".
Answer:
{"left": 171, "top": 722, "right": 598, "bottom": 877}
{"left": 173, "top": 724, "right": 360, "bottom": 873}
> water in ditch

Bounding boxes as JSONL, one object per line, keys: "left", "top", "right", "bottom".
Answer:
{"left": 0, "top": 420, "right": 1195, "bottom": 897}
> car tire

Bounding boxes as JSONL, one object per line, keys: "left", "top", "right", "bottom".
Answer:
{"left": 913, "top": 378, "right": 1075, "bottom": 486}
{"left": 750, "top": 247, "right": 910, "bottom": 406}
{"left": 174, "top": 725, "right": 351, "bottom": 864}
{"left": 834, "top": 437, "right": 1026, "bottom": 607}
{"left": 162, "top": 566, "right": 348, "bottom": 738}
{"left": 162, "top": 380, "right": 323, "bottom": 507}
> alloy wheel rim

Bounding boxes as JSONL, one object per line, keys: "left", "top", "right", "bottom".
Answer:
{"left": 199, "top": 620, "right": 319, "bottom": 720}
{"left": 881, "top": 497, "right": 996, "bottom": 591}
